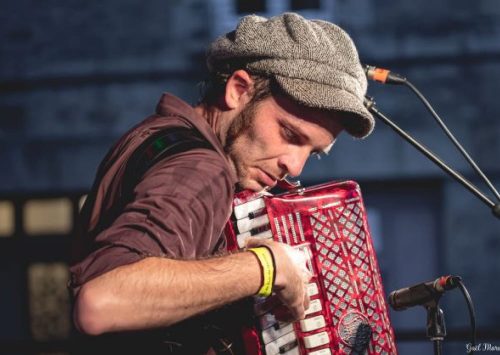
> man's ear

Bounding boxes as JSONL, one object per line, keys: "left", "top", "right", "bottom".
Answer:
{"left": 224, "top": 70, "right": 253, "bottom": 110}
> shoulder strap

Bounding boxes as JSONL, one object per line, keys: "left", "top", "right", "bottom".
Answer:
{"left": 121, "top": 126, "right": 215, "bottom": 199}
{"left": 73, "top": 125, "right": 217, "bottom": 269}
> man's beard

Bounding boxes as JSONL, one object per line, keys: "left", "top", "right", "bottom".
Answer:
{"left": 223, "top": 102, "right": 258, "bottom": 191}
{"left": 223, "top": 101, "right": 257, "bottom": 154}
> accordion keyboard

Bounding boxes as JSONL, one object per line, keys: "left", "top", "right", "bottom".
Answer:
{"left": 225, "top": 181, "right": 397, "bottom": 355}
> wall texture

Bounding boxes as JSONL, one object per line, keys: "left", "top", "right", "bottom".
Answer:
{"left": 1, "top": 0, "right": 499, "bottom": 353}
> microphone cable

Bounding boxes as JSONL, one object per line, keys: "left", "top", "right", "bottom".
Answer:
{"left": 366, "top": 65, "right": 483, "bottom": 352}
{"left": 455, "top": 278, "right": 477, "bottom": 354}
{"left": 364, "top": 65, "right": 500, "bottom": 205}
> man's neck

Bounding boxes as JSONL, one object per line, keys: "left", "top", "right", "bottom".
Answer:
{"left": 193, "top": 103, "right": 239, "bottom": 184}
{"left": 193, "top": 104, "right": 231, "bottom": 148}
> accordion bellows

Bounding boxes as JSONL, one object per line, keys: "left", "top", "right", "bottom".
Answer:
{"left": 224, "top": 180, "right": 397, "bottom": 355}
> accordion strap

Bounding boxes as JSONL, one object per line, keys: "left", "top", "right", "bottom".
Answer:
{"left": 121, "top": 126, "right": 215, "bottom": 199}
{"left": 78, "top": 125, "right": 215, "bottom": 257}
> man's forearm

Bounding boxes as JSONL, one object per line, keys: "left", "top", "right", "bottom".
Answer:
{"left": 73, "top": 251, "right": 261, "bottom": 335}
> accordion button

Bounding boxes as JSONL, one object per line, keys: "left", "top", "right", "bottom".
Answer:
{"left": 262, "top": 323, "right": 294, "bottom": 344}
{"left": 265, "top": 331, "right": 297, "bottom": 355}
{"left": 303, "top": 331, "right": 329, "bottom": 349}
{"left": 237, "top": 229, "right": 272, "bottom": 249}
{"left": 237, "top": 214, "right": 269, "bottom": 233}
{"left": 259, "top": 312, "right": 277, "bottom": 330}
{"left": 300, "top": 315, "right": 326, "bottom": 332}
{"left": 304, "top": 299, "right": 322, "bottom": 316}
{"left": 234, "top": 197, "right": 265, "bottom": 219}
{"left": 307, "top": 282, "right": 319, "bottom": 296}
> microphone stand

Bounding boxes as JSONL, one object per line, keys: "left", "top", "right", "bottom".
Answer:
{"left": 364, "top": 96, "right": 500, "bottom": 219}
{"left": 366, "top": 68, "right": 482, "bottom": 355}
{"left": 425, "top": 299, "right": 447, "bottom": 355}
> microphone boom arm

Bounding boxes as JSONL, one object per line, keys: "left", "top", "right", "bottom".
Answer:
{"left": 364, "top": 96, "right": 500, "bottom": 219}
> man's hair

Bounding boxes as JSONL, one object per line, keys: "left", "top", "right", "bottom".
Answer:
{"left": 198, "top": 69, "right": 278, "bottom": 109}
{"left": 198, "top": 67, "right": 284, "bottom": 156}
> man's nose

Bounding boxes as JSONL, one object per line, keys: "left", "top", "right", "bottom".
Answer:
{"left": 278, "top": 149, "right": 309, "bottom": 178}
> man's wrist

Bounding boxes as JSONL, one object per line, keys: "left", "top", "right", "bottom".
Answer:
{"left": 248, "top": 246, "right": 276, "bottom": 297}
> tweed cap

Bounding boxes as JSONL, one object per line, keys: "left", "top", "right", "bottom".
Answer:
{"left": 206, "top": 12, "right": 374, "bottom": 138}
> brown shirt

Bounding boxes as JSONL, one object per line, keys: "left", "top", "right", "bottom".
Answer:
{"left": 69, "top": 93, "right": 237, "bottom": 294}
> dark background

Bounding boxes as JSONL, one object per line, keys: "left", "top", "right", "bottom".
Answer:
{"left": 1, "top": 1, "right": 499, "bottom": 354}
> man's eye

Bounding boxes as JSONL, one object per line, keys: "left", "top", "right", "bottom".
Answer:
{"left": 281, "top": 126, "right": 300, "bottom": 143}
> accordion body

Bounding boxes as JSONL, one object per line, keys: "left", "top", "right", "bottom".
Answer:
{"left": 224, "top": 180, "right": 397, "bottom": 355}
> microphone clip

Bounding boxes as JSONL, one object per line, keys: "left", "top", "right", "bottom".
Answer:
{"left": 364, "top": 65, "right": 407, "bottom": 85}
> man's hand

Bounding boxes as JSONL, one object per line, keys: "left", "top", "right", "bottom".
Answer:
{"left": 246, "top": 238, "right": 311, "bottom": 322}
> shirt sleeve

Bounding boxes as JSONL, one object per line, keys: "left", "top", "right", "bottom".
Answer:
{"left": 69, "top": 148, "right": 234, "bottom": 292}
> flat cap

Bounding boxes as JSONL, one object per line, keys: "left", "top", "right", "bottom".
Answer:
{"left": 207, "top": 12, "right": 374, "bottom": 138}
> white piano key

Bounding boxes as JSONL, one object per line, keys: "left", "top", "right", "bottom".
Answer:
{"left": 265, "top": 331, "right": 297, "bottom": 355}
{"left": 262, "top": 323, "right": 294, "bottom": 344}
{"left": 237, "top": 213, "right": 270, "bottom": 233}
{"left": 300, "top": 315, "right": 326, "bottom": 333}
{"left": 303, "top": 331, "right": 329, "bottom": 349}
{"left": 234, "top": 198, "right": 266, "bottom": 219}
{"left": 305, "top": 299, "right": 323, "bottom": 316}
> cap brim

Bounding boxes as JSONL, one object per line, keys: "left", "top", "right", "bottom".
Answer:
{"left": 274, "top": 76, "right": 375, "bottom": 139}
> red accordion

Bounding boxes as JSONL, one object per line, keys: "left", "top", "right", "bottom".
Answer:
{"left": 224, "top": 180, "right": 397, "bottom": 355}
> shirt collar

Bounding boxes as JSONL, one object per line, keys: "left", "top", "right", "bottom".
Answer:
{"left": 156, "top": 93, "right": 238, "bottom": 185}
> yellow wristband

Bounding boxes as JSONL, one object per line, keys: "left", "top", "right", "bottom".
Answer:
{"left": 248, "top": 247, "right": 275, "bottom": 297}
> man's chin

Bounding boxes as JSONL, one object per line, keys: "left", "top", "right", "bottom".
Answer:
{"left": 237, "top": 179, "right": 268, "bottom": 193}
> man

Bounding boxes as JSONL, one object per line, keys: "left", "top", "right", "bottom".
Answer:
{"left": 69, "top": 12, "right": 374, "bottom": 354}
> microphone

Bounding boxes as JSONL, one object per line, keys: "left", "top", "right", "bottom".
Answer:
{"left": 388, "top": 275, "right": 461, "bottom": 311}
{"left": 364, "top": 65, "right": 407, "bottom": 85}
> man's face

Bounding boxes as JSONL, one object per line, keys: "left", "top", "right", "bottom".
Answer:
{"left": 225, "top": 94, "right": 344, "bottom": 192}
